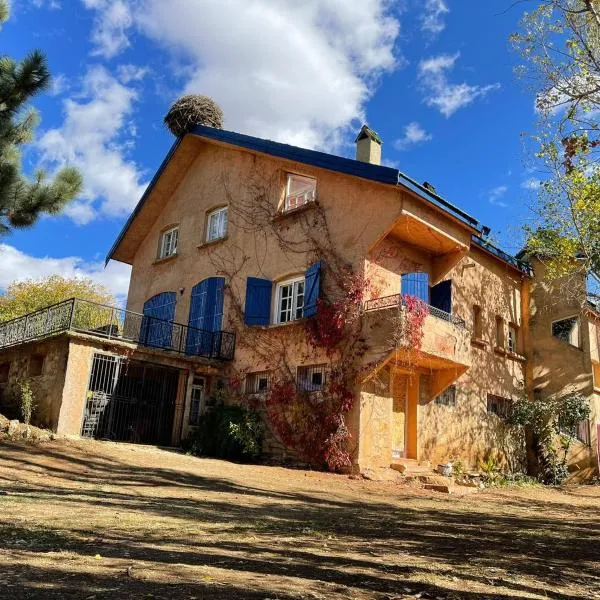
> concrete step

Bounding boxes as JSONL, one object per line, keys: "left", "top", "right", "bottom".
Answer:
{"left": 390, "top": 459, "right": 434, "bottom": 475}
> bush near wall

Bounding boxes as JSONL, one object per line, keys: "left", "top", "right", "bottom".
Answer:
{"left": 183, "top": 403, "right": 264, "bottom": 462}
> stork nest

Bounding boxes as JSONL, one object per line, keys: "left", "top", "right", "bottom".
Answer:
{"left": 164, "top": 95, "right": 224, "bottom": 137}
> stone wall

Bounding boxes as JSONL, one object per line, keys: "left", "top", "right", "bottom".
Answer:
{"left": 0, "top": 336, "right": 70, "bottom": 430}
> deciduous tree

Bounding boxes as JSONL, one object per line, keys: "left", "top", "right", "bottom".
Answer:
{"left": 512, "top": 0, "right": 600, "bottom": 300}
{"left": 0, "top": 275, "right": 115, "bottom": 321}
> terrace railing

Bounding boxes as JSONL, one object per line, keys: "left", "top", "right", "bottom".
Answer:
{"left": 0, "top": 298, "right": 236, "bottom": 361}
{"left": 363, "top": 293, "right": 468, "bottom": 329}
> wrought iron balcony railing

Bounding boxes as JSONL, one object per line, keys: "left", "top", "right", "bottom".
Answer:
{"left": 0, "top": 298, "right": 236, "bottom": 360}
{"left": 363, "top": 293, "right": 468, "bottom": 329}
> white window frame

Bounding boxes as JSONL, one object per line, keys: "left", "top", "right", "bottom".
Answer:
{"left": 159, "top": 226, "right": 179, "bottom": 259}
{"left": 206, "top": 206, "right": 228, "bottom": 242}
{"left": 189, "top": 376, "right": 206, "bottom": 426}
{"left": 551, "top": 315, "right": 581, "bottom": 348}
{"left": 274, "top": 276, "right": 305, "bottom": 324}
{"left": 284, "top": 174, "right": 316, "bottom": 212}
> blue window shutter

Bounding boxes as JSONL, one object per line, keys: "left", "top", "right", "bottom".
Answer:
{"left": 186, "top": 277, "right": 225, "bottom": 355}
{"left": 401, "top": 272, "right": 429, "bottom": 303}
{"left": 430, "top": 279, "right": 452, "bottom": 314}
{"left": 212, "top": 277, "right": 225, "bottom": 331}
{"left": 304, "top": 261, "right": 321, "bottom": 318}
{"left": 143, "top": 292, "right": 176, "bottom": 348}
{"left": 245, "top": 277, "right": 272, "bottom": 326}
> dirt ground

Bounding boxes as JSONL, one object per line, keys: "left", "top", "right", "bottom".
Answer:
{"left": 0, "top": 439, "right": 598, "bottom": 600}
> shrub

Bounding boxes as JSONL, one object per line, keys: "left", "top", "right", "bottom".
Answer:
{"left": 509, "top": 392, "right": 590, "bottom": 485}
{"left": 183, "top": 402, "right": 264, "bottom": 462}
{"left": 18, "top": 380, "right": 35, "bottom": 425}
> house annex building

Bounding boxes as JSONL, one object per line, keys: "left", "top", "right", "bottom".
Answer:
{"left": 0, "top": 124, "right": 598, "bottom": 477}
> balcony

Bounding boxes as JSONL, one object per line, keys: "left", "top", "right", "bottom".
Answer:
{"left": 362, "top": 294, "right": 471, "bottom": 392}
{"left": 0, "top": 298, "right": 236, "bottom": 361}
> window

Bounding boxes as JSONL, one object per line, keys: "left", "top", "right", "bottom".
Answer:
{"left": 275, "top": 277, "right": 305, "bottom": 324}
{"left": 495, "top": 316, "right": 505, "bottom": 349}
{"left": 28, "top": 355, "right": 45, "bottom": 377}
{"left": 434, "top": 385, "right": 456, "bottom": 407}
{"left": 297, "top": 365, "right": 328, "bottom": 392}
{"left": 206, "top": 207, "right": 228, "bottom": 242}
{"left": 552, "top": 316, "right": 581, "bottom": 348}
{"left": 487, "top": 394, "right": 512, "bottom": 418}
{"left": 473, "top": 305, "right": 483, "bottom": 339}
{"left": 189, "top": 377, "right": 205, "bottom": 426}
{"left": 507, "top": 323, "right": 519, "bottom": 354}
{"left": 0, "top": 362, "right": 10, "bottom": 383}
{"left": 159, "top": 226, "right": 178, "bottom": 259}
{"left": 284, "top": 174, "right": 316, "bottom": 212}
{"left": 246, "top": 371, "right": 271, "bottom": 395}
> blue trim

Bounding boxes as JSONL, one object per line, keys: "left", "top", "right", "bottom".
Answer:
{"left": 244, "top": 277, "right": 273, "bottom": 326}
{"left": 472, "top": 236, "right": 533, "bottom": 277}
{"left": 304, "top": 261, "right": 321, "bottom": 318}
{"left": 106, "top": 125, "right": 530, "bottom": 277}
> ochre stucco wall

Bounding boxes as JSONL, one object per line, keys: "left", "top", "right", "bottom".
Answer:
{"left": 120, "top": 138, "right": 531, "bottom": 472}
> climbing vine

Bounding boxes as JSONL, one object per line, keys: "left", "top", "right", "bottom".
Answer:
{"left": 202, "top": 167, "right": 427, "bottom": 471}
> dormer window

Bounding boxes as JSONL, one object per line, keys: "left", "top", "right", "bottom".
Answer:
{"left": 284, "top": 174, "right": 316, "bottom": 212}
{"left": 159, "top": 226, "right": 178, "bottom": 259}
{"left": 206, "top": 206, "right": 228, "bottom": 242}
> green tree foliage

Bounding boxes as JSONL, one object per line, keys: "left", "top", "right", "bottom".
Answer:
{"left": 0, "top": 275, "right": 115, "bottom": 321}
{"left": 0, "top": 0, "right": 82, "bottom": 234}
{"left": 509, "top": 392, "right": 590, "bottom": 484}
{"left": 512, "top": 1, "right": 600, "bottom": 298}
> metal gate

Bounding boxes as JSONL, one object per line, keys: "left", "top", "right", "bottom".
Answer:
{"left": 81, "top": 353, "right": 180, "bottom": 445}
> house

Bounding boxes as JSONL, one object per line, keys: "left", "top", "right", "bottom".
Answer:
{"left": 0, "top": 123, "right": 597, "bottom": 477}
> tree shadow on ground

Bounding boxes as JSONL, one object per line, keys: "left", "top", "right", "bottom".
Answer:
{"left": 0, "top": 441, "right": 598, "bottom": 600}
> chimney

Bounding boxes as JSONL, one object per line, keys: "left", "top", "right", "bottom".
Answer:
{"left": 355, "top": 124, "right": 382, "bottom": 165}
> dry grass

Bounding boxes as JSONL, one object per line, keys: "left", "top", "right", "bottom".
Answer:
{"left": 0, "top": 438, "right": 598, "bottom": 599}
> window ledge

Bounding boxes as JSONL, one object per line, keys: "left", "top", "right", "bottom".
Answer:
{"left": 594, "top": 386, "right": 600, "bottom": 394}
{"left": 273, "top": 200, "right": 318, "bottom": 222}
{"left": 493, "top": 346, "right": 506, "bottom": 356}
{"left": 471, "top": 337, "right": 488, "bottom": 349}
{"left": 268, "top": 319, "right": 306, "bottom": 330}
{"left": 153, "top": 253, "right": 178, "bottom": 265}
{"left": 197, "top": 236, "right": 228, "bottom": 250}
{"left": 506, "top": 351, "right": 527, "bottom": 363}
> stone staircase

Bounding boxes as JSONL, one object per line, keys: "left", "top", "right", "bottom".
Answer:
{"left": 391, "top": 459, "right": 455, "bottom": 493}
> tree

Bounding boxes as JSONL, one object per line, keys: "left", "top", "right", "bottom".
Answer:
{"left": 0, "top": 0, "right": 82, "bottom": 235}
{"left": 512, "top": 1, "right": 600, "bottom": 300}
{"left": 0, "top": 275, "right": 115, "bottom": 321}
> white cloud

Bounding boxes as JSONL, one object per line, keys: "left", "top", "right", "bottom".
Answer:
{"left": 117, "top": 64, "right": 149, "bottom": 84}
{"left": 521, "top": 177, "right": 541, "bottom": 190}
{"left": 394, "top": 121, "right": 432, "bottom": 150}
{"left": 81, "top": 0, "right": 400, "bottom": 150}
{"left": 488, "top": 185, "right": 509, "bottom": 208}
{"left": 418, "top": 52, "right": 500, "bottom": 117}
{"left": 48, "top": 73, "right": 69, "bottom": 97}
{"left": 83, "top": 0, "right": 132, "bottom": 59}
{"left": 421, "top": 0, "right": 449, "bottom": 37}
{"left": 37, "top": 65, "right": 147, "bottom": 225}
{"left": 0, "top": 244, "right": 131, "bottom": 301}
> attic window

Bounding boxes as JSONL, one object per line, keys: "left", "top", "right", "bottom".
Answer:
{"left": 284, "top": 174, "right": 316, "bottom": 212}
{"left": 159, "top": 226, "right": 178, "bottom": 259}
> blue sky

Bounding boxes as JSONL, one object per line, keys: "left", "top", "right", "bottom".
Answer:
{"left": 0, "top": 0, "right": 541, "bottom": 300}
